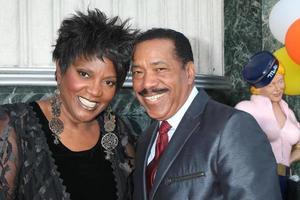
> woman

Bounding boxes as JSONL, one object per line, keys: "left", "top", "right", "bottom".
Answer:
{"left": 235, "top": 51, "right": 300, "bottom": 199}
{"left": 0, "top": 9, "right": 137, "bottom": 200}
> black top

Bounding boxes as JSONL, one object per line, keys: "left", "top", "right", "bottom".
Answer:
{"left": 30, "top": 102, "right": 117, "bottom": 200}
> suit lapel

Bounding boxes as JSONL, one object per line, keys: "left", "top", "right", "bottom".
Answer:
{"left": 149, "top": 89, "right": 210, "bottom": 199}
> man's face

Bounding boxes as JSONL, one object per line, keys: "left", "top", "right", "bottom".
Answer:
{"left": 131, "top": 39, "right": 195, "bottom": 121}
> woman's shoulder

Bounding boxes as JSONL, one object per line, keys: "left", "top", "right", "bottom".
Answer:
{"left": 235, "top": 95, "right": 269, "bottom": 110}
{"left": 0, "top": 103, "right": 29, "bottom": 127}
{"left": 0, "top": 102, "right": 41, "bottom": 138}
{"left": 235, "top": 100, "right": 255, "bottom": 110}
{"left": 234, "top": 98, "right": 266, "bottom": 119}
{"left": 0, "top": 102, "right": 31, "bottom": 117}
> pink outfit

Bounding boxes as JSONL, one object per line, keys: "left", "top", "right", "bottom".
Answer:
{"left": 235, "top": 95, "right": 300, "bottom": 166}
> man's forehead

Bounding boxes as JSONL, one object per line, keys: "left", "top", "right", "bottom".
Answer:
{"left": 134, "top": 38, "right": 174, "bottom": 51}
{"left": 131, "top": 59, "right": 167, "bottom": 68}
{"left": 133, "top": 42, "right": 176, "bottom": 59}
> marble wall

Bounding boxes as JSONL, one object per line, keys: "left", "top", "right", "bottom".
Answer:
{"left": 224, "top": 0, "right": 262, "bottom": 106}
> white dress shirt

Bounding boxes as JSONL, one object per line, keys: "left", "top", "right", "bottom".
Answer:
{"left": 147, "top": 86, "right": 198, "bottom": 164}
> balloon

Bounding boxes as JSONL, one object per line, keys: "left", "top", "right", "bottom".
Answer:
{"left": 269, "top": 0, "right": 300, "bottom": 43}
{"left": 285, "top": 18, "right": 300, "bottom": 64}
{"left": 273, "top": 47, "right": 300, "bottom": 95}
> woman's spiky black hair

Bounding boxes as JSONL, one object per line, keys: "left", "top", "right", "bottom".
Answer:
{"left": 53, "top": 8, "right": 138, "bottom": 89}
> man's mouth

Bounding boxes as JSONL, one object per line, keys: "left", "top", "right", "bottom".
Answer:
{"left": 138, "top": 88, "right": 168, "bottom": 96}
{"left": 144, "top": 93, "right": 165, "bottom": 102}
{"left": 138, "top": 88, "right": 169, "bottom": 102}
{"left": 78, "top": 96, "right": 97, "bottom": 110}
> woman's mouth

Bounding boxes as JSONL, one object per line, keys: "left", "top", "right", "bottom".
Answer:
{"left": 78, "top": 96, "right": 97, "bottom": 110}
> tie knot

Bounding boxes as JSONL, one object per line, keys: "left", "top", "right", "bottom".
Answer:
{"left": 159, "top": 121, "right": 171, "bottom": 135}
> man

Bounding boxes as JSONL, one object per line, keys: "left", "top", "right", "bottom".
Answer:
{"left": 131, "top": 28, "right": 281, "bottom": 200}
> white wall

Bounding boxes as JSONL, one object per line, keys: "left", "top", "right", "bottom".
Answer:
{"left": 0, "top": 0, "right": 224, "bottom": 85}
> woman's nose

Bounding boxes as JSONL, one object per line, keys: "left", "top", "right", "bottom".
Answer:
{"left": 87, "top": 81, "right": 103, "bottom": 96}
{"left": 274, "top": 83, "right": 283, "bottom": 92}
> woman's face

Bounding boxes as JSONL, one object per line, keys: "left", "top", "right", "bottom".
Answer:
{"left": 258, "top": 73, "right": 285, "bottom": 103}
{"left": 56, "top": 57, "right": 117, "bottom": 124}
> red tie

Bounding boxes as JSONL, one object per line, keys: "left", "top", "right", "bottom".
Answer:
{"left": 146, "top": 120, "right": 171, "bottom": 192}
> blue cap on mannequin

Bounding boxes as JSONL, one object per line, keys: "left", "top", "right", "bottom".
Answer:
{"left": 242, "top": 51, "right": 279, "bottom": 88}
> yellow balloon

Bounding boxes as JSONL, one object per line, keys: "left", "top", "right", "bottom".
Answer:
{"left": 273, "top": 47, "right": 300, "bottom": 95}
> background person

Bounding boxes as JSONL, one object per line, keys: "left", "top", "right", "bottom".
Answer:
{"left": 131, "top": 28, "right": 281, "bottom": 200}
{"left": 0, "top": 9, "right": 137, "bottom": 200}
{"left": 235, "top": 51, "right": 300, "bottom": 200}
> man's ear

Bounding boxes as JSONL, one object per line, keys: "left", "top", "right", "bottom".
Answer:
{"left": 185, "top": 61, "right": 196, "bottom": 84}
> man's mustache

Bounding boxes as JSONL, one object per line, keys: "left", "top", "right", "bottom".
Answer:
{"left": 138, "top": 88, "right": 169, "bottom": 97}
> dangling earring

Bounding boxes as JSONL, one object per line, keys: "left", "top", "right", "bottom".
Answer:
{"left": 49, "top": 88, "right": 64, "bottom": 144}
{"left": 101, "top": 106, "right": 118, "bottom": 160}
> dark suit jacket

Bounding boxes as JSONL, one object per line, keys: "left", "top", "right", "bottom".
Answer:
{"left": 133, "top": 89, "right": 281, "bottom": 200}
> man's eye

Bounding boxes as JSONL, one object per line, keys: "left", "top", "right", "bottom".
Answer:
{"left": 132, "top": 70, "right": 141, "bottom": 74}
{"left": 156, "top": 68, "right": 166, "bottom": 72}
{"left": 79, "top": 71, "right": 89, "bottom": 78}
{"left": 132, "top": 70, "right": 143, "bottom": 77}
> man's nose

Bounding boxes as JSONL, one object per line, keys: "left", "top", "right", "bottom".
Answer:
{"left": 142, "top": 71, "right": 158, "bottom": 89}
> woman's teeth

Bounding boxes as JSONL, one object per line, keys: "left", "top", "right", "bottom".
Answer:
{"left": 78, "top": 96, "right": 97, "bottom": 110}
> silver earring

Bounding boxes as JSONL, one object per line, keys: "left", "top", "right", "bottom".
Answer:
{"left": 101, "top": 106, "right": 118, "bottom": 160}
{"left": 49, "top": 88, "right": 64, "bottom": 144}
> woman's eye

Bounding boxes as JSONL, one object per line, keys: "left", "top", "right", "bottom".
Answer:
{"left": 79, "top": 71, "right": 89, "bottom": 78}
{"left": 105, "top": 80, "right": 116, "bottom": 87}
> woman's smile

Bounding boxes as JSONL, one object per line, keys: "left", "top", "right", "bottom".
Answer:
{"left": 78, "top": 96, "right": 98, "bottom": 111}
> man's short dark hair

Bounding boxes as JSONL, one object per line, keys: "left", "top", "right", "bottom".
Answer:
{"left": 134, "top": 28, "right": 194, "bottom": 65}
{"left": 53, "top": 8, "right": 138, "bottom": 90}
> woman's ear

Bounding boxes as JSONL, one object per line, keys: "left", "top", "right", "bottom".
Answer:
{"left": 250, "top": 86, "right": 261, "bottom": 95}
{"left": 55, "top": 64, "right": 62, "bottom": 84}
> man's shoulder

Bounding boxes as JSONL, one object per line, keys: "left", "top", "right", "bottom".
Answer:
{"left": 203, "top": 98, "right": 259, "bottom": 125}
{"left": 206, "top": 98, "right": 238, "bottom": 115}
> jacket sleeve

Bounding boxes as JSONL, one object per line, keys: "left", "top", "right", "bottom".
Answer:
{"left": 217, "top": 111, "right": 282, "bottom": 200}
{"left": 0, "top": 108, "right": 20, "bottom": 200}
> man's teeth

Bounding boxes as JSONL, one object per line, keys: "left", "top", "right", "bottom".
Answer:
{"left": 145, "top": 93, "right": 164, "bottom": 101}
{"left": 78, "top": 97, "right": 97, "bottom": 109}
